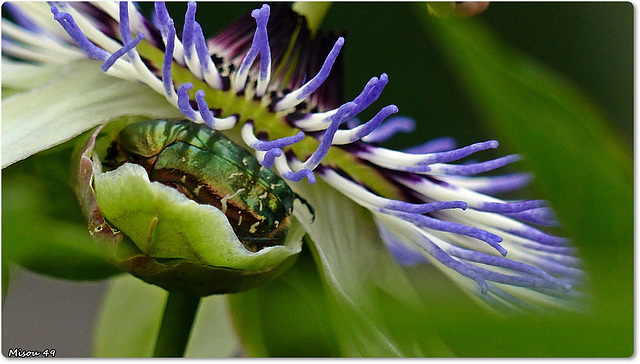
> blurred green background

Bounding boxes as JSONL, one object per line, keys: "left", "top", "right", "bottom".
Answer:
{"left": 3, "top": 2, "right": 633, "bottom": 357}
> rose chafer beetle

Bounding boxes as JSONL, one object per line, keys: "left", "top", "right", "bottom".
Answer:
{"left": 104, "top": 119, "right": 309, "bottom": 252}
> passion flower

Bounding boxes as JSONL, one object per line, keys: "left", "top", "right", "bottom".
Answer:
{"left": 2, "top": 1, "right": 585, "bottom": 310}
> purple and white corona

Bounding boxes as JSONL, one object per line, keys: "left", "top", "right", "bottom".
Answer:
{"left": 2, "top": 2, "right": 585, "bottom": 311}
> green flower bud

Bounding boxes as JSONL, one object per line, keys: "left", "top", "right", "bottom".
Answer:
{"left": 72, "top": 117, "right": 305, "bottom": 296}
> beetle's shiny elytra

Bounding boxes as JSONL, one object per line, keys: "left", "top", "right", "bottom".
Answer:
{"left": 104, "top": 119, "right": 297, "bottom": 252}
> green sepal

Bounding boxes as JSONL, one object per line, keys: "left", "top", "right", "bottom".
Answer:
{"left": 94, "top": 163, "right": 303, "bottom": 270}
{"left": 73, "top": 119, "right": 305, "bottom": 295}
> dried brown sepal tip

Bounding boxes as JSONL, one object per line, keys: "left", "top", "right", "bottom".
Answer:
{"left": 427, "top": 2, "right": 490, "bottom": 18}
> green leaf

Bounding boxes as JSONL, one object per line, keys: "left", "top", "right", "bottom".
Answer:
{"left": 416, "top": 10, "right": 633, "bottom": 356}
{"left": 1, "top": 59, "right": 182, "bottom": 168}
{"left": 2, "top": 142, "right": 122, "bottom": 280}
{"left": 93, "top": 275, "right": 240, "bottom": 357}
{"left": 289, "top": 180, "right": 454, "bottom": 357}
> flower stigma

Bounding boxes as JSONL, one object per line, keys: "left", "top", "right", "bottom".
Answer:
{"left": 2, "top": 1, "right": 585, "bottom": 310}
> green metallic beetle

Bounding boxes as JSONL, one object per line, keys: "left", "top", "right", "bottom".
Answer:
{"left": 104, "top": 119, "right": 308, "bottom": 252}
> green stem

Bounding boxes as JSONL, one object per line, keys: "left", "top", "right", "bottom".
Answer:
{"left": 152, "top": 291, "right": 201, "bottom": 357}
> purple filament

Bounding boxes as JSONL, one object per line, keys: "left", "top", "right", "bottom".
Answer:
{"left": 431, "top": 154, "right": 522, "bottom": 176}
{"left": 194, "top": 90, "right": 216, "bottom": 127}
{"left": 380, "top": 208, "right": 507, "bottom": 256}
{"left": 161, "top": 19, "right": 176, "bottom": 95}
{"left": 177, "top": 83, "right": 197, "bottom": 120}
{"left": 100, "top": 33, "right": 143, "bottom": 71}
{"left": 252, "top": 5, "right": 272, "bottom": 87}
{"left": 235, "top": 4, "right": 271, "bottom": 90}
{"left": 504, "top": 207, "right": 559, "bottom": 227}
{"left": 384, "top": 200, "right": 468, "bottom": 214}
{"left": 301, "top": 102, "right": 356, "bottom": 169}
{"left": 470, "top": 173, "right": 532, "bottom": 195}
{"left": 251, "top": 130, "right": 305, "bottom": 151}
{"left": 349, "top": 73, "right": 389, "bottom": 117}
{"left": 404, "top": 137, "right": 458, "bottom": 154}
{"left": 283, "top": 168, "right": 316, "bottom": 184}
{"left": 51, "top": 6, "right": 110, "bottom": 62}
{"left": 193, "top": 22, "right": 212, "bottom": 73}
{"left": 339, "top": 105, "right": 399, "bottom": 144}
{"left": 414, "top": 234, "right": 490, "bottom": 294}
{"left": 477, "top": 200, "right": 547, "bottom": 213}
{"left": 275, "top": 37, "right": 344, "bottom": 111}
{"left": 118, "top": 2, "right": 133, "bottom": 56}
{"left": 261, "top": 148, "right": 282, "bottom": 168}
{"left": 5, "top": 3, "right": 42, "bottom": 32}
{"left": 507, "top": 226, "right": 569, "bottom": 246}
{"left": 447, "top": 245, "right": 570, "bottom": 289}
{"left": 419, "top": 140, "right": 500, "bottom": 165}
{"left": 363, "top": 116, "right": 416, "bottom": 143}
{"left": 153, "top": 2, "right": 171, "bottom": 35}
{"left": 377, "top": 224, "right": 429, "bottom": 266}
{"left": 182, "top": 2, "right": 197, "bottom": 60}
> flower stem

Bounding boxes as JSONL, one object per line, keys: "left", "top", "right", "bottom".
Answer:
{"left": 292, "top": 2, "right": 332, "bottom": 36}
{"left": 152, "top": 291, "right": 201, "bottom": 357}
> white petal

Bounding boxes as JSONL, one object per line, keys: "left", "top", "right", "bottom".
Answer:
{"left": 1, "top": 58, "right": 64, "bottom": 91}
{"left": 1, "top": 59, "right": 182, "bottom": 168}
